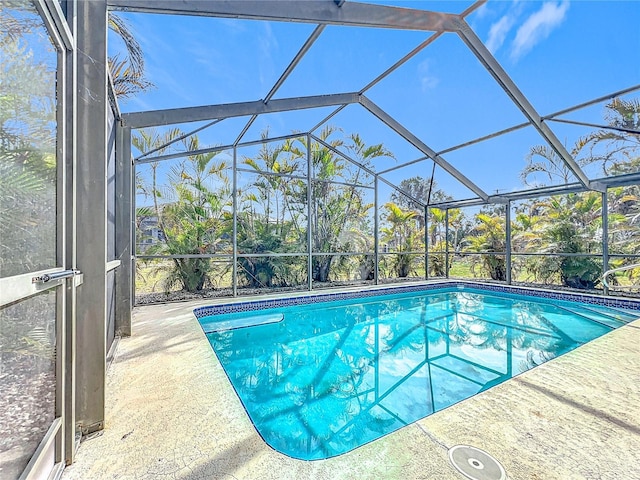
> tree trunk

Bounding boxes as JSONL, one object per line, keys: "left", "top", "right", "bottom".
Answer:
{"left": 313, "top": 257, "right": 332, "bottom": 282}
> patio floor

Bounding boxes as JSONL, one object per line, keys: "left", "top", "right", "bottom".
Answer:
{"left": 61, "top": 287, "right": 640, "bottom": 480}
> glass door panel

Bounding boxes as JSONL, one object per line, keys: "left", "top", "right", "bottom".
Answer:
{"left": 0, "top": 2, "right": 58, "bottom": 277}
{"left": 0, "top": 290, "right": 57, "bottom": 479}
{"left": 0, "top": 2, "right": 66, "bottom": 479}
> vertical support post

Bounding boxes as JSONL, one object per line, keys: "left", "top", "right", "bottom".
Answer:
{"left": 61, "top": 1, "right": 77, "bottom": 461}
{"left": 505, "top": 201, "right": 512, "bottom": 285}
{"left": 232, "top": 146, "right": 238, "bottom": 297}
{"left": 307, "top": 135, "right": 313, "bottom": 291}
{"left": 602, "top": 190, "right": 609, "bottom": 295}
{"left": 115, "top": 125, "right": 132, "bottom": 336}
{"left": 424, "top": 205, "right": 429, "bottom": 280}
{"left": 131, "top": 148, "right": 136, "bottom": 304}
{"left": 75, "top": 0, "right": 107, "bottom": 435}
{"left": 56, "top": 38, "right": 68, "bottom": 472}
{"left": 445, "top": 208, "right": 450, "bottom": 278}
{"left": 374, "top": 175, "right": 379, "bottom": 285}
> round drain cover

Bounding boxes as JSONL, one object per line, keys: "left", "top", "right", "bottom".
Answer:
{"left": 448, "top": 445, "right": 506, "bottom": 480}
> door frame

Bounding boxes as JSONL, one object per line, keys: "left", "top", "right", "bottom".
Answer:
{"left": 0, "top": 1, "right": 76, "bottom": 479}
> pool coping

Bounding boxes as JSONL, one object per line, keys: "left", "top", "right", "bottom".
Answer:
{"left": 194, "top": 280, "right": 640, "bottom": 318}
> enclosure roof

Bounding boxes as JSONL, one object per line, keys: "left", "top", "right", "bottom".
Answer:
{"left": 109, "top": 0, "right": 640, "bottom": 207}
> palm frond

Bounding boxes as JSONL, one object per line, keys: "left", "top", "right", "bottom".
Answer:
{"left": 108, "top": 13, "right": 145, "bottom": 75}
{"left": 107, "top": 13, "right": 154, "bottom": 98}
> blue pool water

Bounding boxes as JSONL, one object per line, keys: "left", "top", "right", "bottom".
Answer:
{"left": 199, "top": 288, "right": 638, "bottom": 460}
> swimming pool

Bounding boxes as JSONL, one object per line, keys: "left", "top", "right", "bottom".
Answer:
{"left": 195, "top": 284, "right": 639, "bottom": 460}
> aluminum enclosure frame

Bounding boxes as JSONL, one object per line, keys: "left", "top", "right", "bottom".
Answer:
{"left": 108, "top": 0, "right": 462, "bottom": 32}
{"left": 114, "top": 0, "right": 631, "bottom": 206}
{"left": 135, "top": 134, "right": 428, "bottom": 294}
{"left": 7, "top": 2, "right": 636, "bottom": 478}
{"left": 75, "top": 0, "right": 108, "bottom": 438}
{"left": 120, "top": 0, "right": 639, "bottom": 302}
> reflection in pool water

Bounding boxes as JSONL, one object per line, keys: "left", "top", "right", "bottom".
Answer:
{"left": 202, "top": 289, "right": 635, "bottom": 460}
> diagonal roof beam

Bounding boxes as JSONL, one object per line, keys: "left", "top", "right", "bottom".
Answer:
{"left": 309, "top": 28, "right": 443, "bottom": 138}
{"left": 264, "top": 24, "right": 326, "bottom": 104}
{"left": 307, "top": 3, "right": 487, "bottom": 139}
{"left": 359, "top": 96, "right": 489, "bottom": 201}
{"left": 234, "top": 24, "right": 326, "bottom": 146}
{"left": 360, "top": 32, "right": 444, "bottom": 95}
{"left": 455, "top": 19, "right": 592, "bottom": 189}
{"left": 544, "top": 84, "right": 640, "bottom": 120}
{"left": 122, "top": 92, "right": 361, "bottom": 129}
{"left": 432, "top": 171, "right": 640, "bottom": 209}
{"left": 310, "top": 134, "right": 427, "bottom": 208}
{"left": 107, "top": 0, "right": 461, "bottom": 32}
{"left": 548, "top": 118, "right": 640, "bottom": 136}
{"left": 358, "top": 2, "right": 485, "bottom": 95}
{"left": 136, "top": 132, "right": 306, "bottom": 165}
{"left": 310, "top": 104, "right": 348, "bottom": 134}
{"left": 377, "top": 155, "right": 429, "bottom": 175}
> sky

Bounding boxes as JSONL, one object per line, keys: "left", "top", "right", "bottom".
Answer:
{"left": 109, "top": 1, "right": 640, "bottom": 203}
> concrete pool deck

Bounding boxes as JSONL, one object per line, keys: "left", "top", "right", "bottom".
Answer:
{"left": 62, "top": 290, "right": 640, "bottom": 480}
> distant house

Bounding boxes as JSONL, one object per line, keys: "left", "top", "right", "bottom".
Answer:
{"left": 137, "top": 216, "right": 164, "bottom": 252}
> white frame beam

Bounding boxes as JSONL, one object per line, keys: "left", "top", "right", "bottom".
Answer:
{"left": 123, "top": 92, "right": 361, "bottom": 128}
{"left": 359, "top": 96, "right": 489, "bottom": 201}
{"left": 107, "top": 0, "right": 461, "bottom": 32}
{"left": 455, "top": 19, "right": 592, "bottom": 189}
{"left": 233, "top": 24, "right": 326, "bottom": 146}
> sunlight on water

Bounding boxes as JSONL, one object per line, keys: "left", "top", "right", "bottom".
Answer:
{"left": 201, "top": 288, "right": 634, "bottom": 460}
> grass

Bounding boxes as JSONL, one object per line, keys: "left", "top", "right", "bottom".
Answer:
{"left": 448, "top": 261, "right": 474, "bottom": 278}
{"left": 135, "top": 256, "right": 639, "bottom": 299}
{"left": 135, "top": 259, "right": 177, "bottom": 294}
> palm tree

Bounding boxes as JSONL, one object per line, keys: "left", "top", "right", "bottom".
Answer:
{"left": 581, "top": 98, "right": 640, "bottom": 288}
{"left": 160, "top": 138, "right": 232, "bottom": 291}
{"left": 391, "top": 176, "right": 450, "bottom": 230}
{"left": 606, "top": 181, "right": 640, "bottom": 285}
{"left": 519, "top": 97, "right": 639, "bottom": 289}
{"left": 523, "top": 97, "right": 639, "bottom": 184}
{"left": 521, "top": 145, "right": 579, "bottom": 187}
{"left": 236, "top": 133, "right": 308, "bottom": 288}
{"left": 304, "top": 127, "right": 390, "bottom": 282}
{"left": 467, "top": 212, "right": 506, "bottom": 281}
{"left": 382, "top": 202, "right": 421, "bottom": 278}
{"left": 427, "top": 208, "right": 448, "bottom": 277}
{"left": 520, "top": 100, "right": 638, "bottom": 187}
{"left": 241, "top": 131, "right": 306, "bottom": 243}
{"left": 135, "top": 130, "right": 232, "bottom": 292}
{"left": 528, "top": 193, "right": 602, "bottom": 289}
{"left": 0, "top": 5, "right": 57, "bottom": 276}
{"left": 447, "top": 208, "right": 470, "bottom": 254}
{"left": 108, "top": 13, "right": 153, "bottom": 98}
{"left": 133, "top": 128, "right": 182, "bottom": 244}
{"left": 582, "top": 97, "right": 640, "bottom": 176}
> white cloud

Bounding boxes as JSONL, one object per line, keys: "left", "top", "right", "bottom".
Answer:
{"left": 473, "top": 2, "right": 491, "bottom": 20}
{"left": 483, "top": 1, "right": 529, "bottom": 55}
{"left": 258, "top": 23, "right": 277, "bottom": 89}
{"left": 486, "top": 14, "right": 516, "bottom": 54}
{"left": 417, "top": 59, "right": 438, "bottom": 91}
{"left": 511, "top": 1, "right": 570, "bottom": 61}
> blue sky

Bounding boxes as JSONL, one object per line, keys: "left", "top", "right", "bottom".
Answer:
{"left": 111, "top": 1, "right": 640, "bottom": 202}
